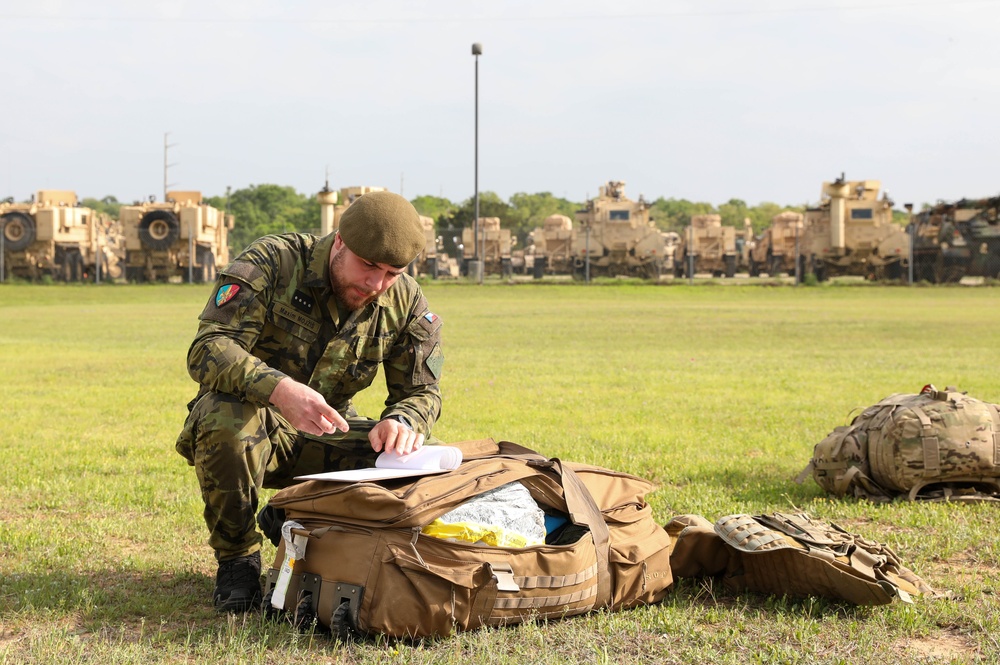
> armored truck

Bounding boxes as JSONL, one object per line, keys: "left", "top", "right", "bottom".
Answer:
{"left": 0, "top": 190, "right": 123, "bottom": 282}
{"left": 747, "top": 211, "right": 804, "bottom": 277}
{"left": 530, "top": 213, "right": 574, "bottom": 278}
{"left": 413, "top": 214, "right": 459, "bottom": 279}
{"left": 573, "top": 181, "right": 666, "bottom": 279}
{"left": 462, "top": 217, "right": 512, "bottom": 277}
{"left": 800, "top": 176, "right": 909, "bottom": 281}
{"left": 120, "top": 190, "right": 232, "bottom": 282}
{"left": 910, "top": 196, "right": 1000, "bottom": 282}
{"left": 674, "top": 214, "right": 738, "bottom": 278}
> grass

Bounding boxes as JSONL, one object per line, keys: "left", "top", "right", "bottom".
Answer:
{"left": 2, "top": 280, "right": 999, "bottom": 664}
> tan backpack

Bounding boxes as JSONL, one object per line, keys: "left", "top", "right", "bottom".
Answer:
{"left": 262, "top": 440, "right": 673, "bottom": 639}
{"left": 797, "top": 386, "right": 1000, "bottom": 501}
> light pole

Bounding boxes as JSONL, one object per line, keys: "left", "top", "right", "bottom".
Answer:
{"left": 472, "top": 42, "right": 483, "bottom": 284}
{"left": 905, "top": 203, "right": 914, "bottom": 285}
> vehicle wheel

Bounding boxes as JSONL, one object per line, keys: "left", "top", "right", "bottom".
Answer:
{"left": 769, "top": 255, "right": 783, "bottom": 277}
{"left": 914, "top": 256, "right": 934, "bottom": 282}
{"left": 933, "top": 254, "right": 964, "bottom": 283}
{"left": 532, "top": 257, "right": 546, "bottom": 279}
{"left": 883, "top": 261, "right": 902, "bottom": 281}
{"left": 724, "top": 255, "right": 736, "bottom": 278}
{"left": 501, "top": 257, "right": 512, "bottom": 279}
{"left": 330, "top": 600, "right": 357, "bottom": 642}
{"left": 60, "top": 249, "right": 83, "bottom": 282}
{"left": 990, "top": 255, "right": 1000, "bottom": 280}
{"left": 1, "top": 212, "right": 36, "bottom": 252}
{"left": 138, "top": 210, "right": 179, "bottom": 251}
{"left": 195, "top": 246, "right": 214, "bottom": 283}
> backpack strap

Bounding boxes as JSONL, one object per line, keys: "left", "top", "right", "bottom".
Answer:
{"left": 793, "top": 460, "right": 814, "bottom": 485}
{"left": 909, "top": 406, "right": 940, "bottom": 476}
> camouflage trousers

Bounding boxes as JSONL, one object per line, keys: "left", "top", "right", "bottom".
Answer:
{"left": 176, "top": 390, "right": 391, "bottom": 561}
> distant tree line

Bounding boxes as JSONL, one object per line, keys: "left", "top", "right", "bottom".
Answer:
{"left": 75, "top": 185, "right": 915, "bottom": 254}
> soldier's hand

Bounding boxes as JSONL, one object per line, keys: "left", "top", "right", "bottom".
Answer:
{"left": 370, "top": 418, "right": 424, "bottom": 456}
{"left": 268, "top": 378, "right": 349, "bottom": 435}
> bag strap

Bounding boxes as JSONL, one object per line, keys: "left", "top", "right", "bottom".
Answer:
{"left": 908, "top": 406, "right": 940, "bottom": 476}
{"left": 548, "top": 458, "right": 613, "bottom": 609}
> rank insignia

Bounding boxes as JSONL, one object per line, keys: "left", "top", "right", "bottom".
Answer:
{"left": 291, "top": 289, "right": 314, "bottom": 313}
{"left": 215, "top": 284, "right": 241, "bottom": 307}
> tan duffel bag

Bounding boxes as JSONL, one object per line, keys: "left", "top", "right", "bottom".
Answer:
{"left": 261, "top": 440, "right": 673, "bottom": 639}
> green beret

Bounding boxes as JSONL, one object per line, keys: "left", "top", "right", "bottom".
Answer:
{"left": 338, "top": 191, "right": 424, "bottom": 268}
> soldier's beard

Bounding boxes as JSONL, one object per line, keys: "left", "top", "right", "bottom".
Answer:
{"left": 329, "top": 250, "right": 379, "bottom": 311}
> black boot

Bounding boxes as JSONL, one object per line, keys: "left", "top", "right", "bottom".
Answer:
{"left": 213, "top": 551, "right": 262, "bottom": 613}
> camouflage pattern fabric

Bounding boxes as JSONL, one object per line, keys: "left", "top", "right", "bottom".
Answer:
{"left": 798, "top": 387, "right": 1000, "bottom": 501}
{"left": 186, "top": 233, "right": 443, "bottom": 430}
{"left": 176, "top": 232, "right": 444, "bottom": 559}
{"left": 713, "top": 512, "right": 936, "bottom": 605}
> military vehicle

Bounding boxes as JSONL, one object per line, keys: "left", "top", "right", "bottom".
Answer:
{"left": 510, "top": 247, "right": 534, "bottom": 276}
{"left": 747, "top": 211, "right": 804, "bottom": 277}
{"left": 800, "top": 175, "right": 909, "bottom": 281}
{"left": 530, "top": 213, "right": 574, "bottom": 278}
{"left": 0, "top": 190, "right": 123, "bottom": 282}
{"left": 413, "top": 214, "right": 459, "bottom": 279}
{"left": 462, "top": 217, "right": 512, "bottom": 277}
{"left": 318, "top": 185, "right": 387, "bottom": 236}
{"left": 674, "top": 214, "right": 738, "bottom": 278}
{"left": 909, "top": 196, "right": 1000, "bottom": 282}
{"left": 572, "top": 181, "right": 666, "bottom": 279}
{"left": 120, "top": 190, "right": 232, "bottom": 282}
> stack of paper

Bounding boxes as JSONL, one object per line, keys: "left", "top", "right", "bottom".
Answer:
{"left": 294, "top": 445, "right": 463, "bottom": 483}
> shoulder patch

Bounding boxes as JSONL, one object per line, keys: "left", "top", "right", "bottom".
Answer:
{"left": 424, "top": 343, "right": 444, "bottom": 380}
{"left": 215, "top": 283, "right": 241, "bottom": 307}
{"left": 424, "top": 312, "right": 438, "bottom": 324}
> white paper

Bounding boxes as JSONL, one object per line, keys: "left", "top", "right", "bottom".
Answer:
{"left": 294, "top": 445, "right": 463, "bottom": 483}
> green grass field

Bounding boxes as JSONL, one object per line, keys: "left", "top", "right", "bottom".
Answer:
{"left": 2, "top": 281, "right": 999, "bottom": 664}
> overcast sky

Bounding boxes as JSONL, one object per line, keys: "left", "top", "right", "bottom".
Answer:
{"left": 2, "top": 0, "right": 997, "bottom": 210}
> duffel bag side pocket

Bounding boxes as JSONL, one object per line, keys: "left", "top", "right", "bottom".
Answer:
{"left": 367, "top": 537, "right": 497, "bottom": 638}
{"left": 605, "top": 505, "right": 674, "bottom": 609}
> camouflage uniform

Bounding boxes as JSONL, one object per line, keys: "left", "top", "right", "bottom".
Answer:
{"left": 176, "top": 232, "right": 443, "bottom": 560}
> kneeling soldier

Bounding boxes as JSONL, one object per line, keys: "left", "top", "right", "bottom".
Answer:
{"left": 176, "top": 191, "right": 444, "bottom": 612}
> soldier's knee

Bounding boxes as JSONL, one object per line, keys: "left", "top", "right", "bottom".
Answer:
{"left": 176, "top": 391, "right": 268, "bottom": 463}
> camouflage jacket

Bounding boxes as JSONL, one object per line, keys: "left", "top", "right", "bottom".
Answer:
{"left": 187, "top": 233, "right": 443, "bottom": 434}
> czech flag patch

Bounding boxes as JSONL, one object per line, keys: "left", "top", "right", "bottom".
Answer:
{"left": 424, "top": 312, "right": 438, "bottom": 323}
{"left": 215, "top": 284, "right": 241, "bottom": 307}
